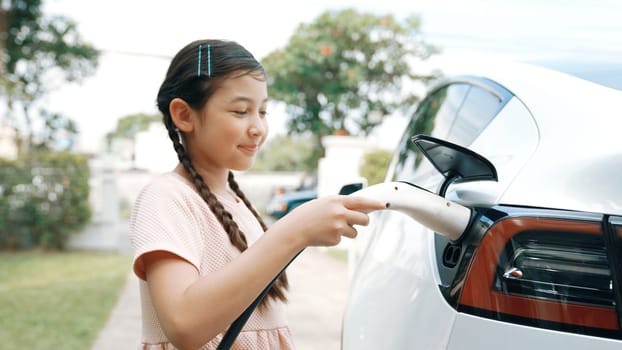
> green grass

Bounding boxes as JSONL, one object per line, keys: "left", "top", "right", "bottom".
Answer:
{"left": 0, "top": 251, "right": 132, "bottom": 349}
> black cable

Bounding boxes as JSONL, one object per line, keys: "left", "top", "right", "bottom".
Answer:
{"left": 217, "top": 249, "right": 304, "bottom": 350}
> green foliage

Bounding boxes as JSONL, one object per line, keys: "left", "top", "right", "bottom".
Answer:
{"left": 0, "top": 151, "right": 92, "bottom": 250}
{"left": 253, "top": 134, "right": 316, "bottom": 172}
{"left": 262, "top": 8, "right": 438, "bottom": 141}
{"left": 0, "top": 0, "right": 99, "bottom": 153}
{"left": 34, "top": 110, "right": 80, "bottom": 151}
{"left": 113, "top": 113, "right": 161, "bottom": 139}
{"left": 0, "top": 251, "right": 131, "bottom": 349}
{"left": 359, "top": 149, "right": 393, "bottom": 185}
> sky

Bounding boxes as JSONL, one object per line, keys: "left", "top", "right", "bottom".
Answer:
{"left": 41, "top": 0, "right": 622, "bottom": 153}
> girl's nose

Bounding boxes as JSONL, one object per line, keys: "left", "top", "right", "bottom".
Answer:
{"left": 249, "top": 125, "right": 262, "bottom": 137}
{"left": 249, "top": 116, "right": 266, "bottom": 137}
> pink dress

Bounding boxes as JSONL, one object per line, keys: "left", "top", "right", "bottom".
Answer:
{"left": 129, "top": 172, "right": 295, "bottom": 349}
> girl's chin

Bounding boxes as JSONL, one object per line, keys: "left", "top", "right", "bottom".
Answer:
{"left": 230, "top": 160, "right": 255, "bottom": 172}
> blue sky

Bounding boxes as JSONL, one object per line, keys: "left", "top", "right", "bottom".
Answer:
{"left": 42, "top": 0, "right": 622, "bottom": 152}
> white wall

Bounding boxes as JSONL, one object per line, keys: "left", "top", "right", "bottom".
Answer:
{"left": 317, "top": 135, "right": 373, "bottom": 198}
{"left": 134, "top": 123, "right": 178, "bottom": 173}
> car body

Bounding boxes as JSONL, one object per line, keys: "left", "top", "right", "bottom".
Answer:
{"left": 340, "top": 59, "right": 622, "bottom": 349}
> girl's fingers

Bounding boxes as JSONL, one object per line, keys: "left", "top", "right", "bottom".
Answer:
{"left": 346, "top": 210, "right": 371, "bottom": 227}
{"left": 340, "top": 224, "right": 358, "bottom": 239}
{"left": 343, "top": 195, "right": 386, "bottom": 213}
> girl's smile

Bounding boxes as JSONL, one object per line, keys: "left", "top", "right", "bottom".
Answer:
{"left": 238, "top": 143, "right": 260, "bottom": 156}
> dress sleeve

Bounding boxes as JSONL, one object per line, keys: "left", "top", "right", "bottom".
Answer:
{"left": 129, "top": 180, "right": 204, "bottom": 280}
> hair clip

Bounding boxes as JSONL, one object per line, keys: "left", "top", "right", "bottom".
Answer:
{"left": 197, "top": 45, "right": 202, "bottom": 77}
{"left": 207, "top": 44, "right": 211, "bottom": 77}
{"left": 197, "top": 44, "right": 212, "bottom": 77}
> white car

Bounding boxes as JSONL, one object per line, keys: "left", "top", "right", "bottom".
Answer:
{"left": 341, "top": 60, "right": 622, "bottom": 349}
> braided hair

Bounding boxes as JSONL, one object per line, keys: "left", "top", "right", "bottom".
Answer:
{"left": 156, "top": 39, "right": 288, "bottom": 306}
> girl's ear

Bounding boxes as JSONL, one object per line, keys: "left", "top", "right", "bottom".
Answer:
{"left": 169, "top": 98, "right": 195, "bottom": 132}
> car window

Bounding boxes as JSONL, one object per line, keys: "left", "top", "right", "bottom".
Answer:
{"left": 446, "top": 85, "right": 504, "bottom": 145}
{"left": 391, "top": 81, "right": 506, "bottom": 190}
{"left": 391, "top": 84, "right": 469, "bottom": 189}
{"left": 420, "top": 84, "right": 469, "bottom": 140}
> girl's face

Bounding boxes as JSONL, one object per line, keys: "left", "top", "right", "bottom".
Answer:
{"left": 185, "top": 73, "right": 269, "bottom": 172}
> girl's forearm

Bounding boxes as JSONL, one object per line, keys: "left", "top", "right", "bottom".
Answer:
{"left": 161, "top": 223, "right": 304, "bottom": 349}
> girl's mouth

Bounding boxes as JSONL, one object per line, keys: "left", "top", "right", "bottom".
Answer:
{"left": 238, "top": 144, "right": 259, "bottom": 154}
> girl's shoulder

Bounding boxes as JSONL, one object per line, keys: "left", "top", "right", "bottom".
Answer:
{"left": 141, "top": 171, "right": 195, "bottom": 195}
{"left": 134, "top": 172, "right": 203, "bottom": 209}
{"left": 130, "top": 172, "right": 219, "bottom": 237}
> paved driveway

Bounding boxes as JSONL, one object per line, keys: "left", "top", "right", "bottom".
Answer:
{"left": 287, "top": 248, "right": 349, "bottom": 350}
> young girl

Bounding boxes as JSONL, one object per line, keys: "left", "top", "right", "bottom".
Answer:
{"left": 128, "top": 39, "right": 384, "bottom": 350}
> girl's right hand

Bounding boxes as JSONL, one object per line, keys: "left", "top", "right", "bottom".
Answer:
{"left": 274, "top": 195, "right": 386, "bottom": 248}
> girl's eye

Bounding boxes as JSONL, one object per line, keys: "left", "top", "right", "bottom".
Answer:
{"left": 234, "top": 110, "right": 247, "bottom": 116}
{"left": 260, "top": 110, "right": 268, "bottom": 117}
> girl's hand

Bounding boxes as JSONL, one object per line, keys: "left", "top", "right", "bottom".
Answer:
{"left": 274, "top": 195, "right": 386, "bottom": 248}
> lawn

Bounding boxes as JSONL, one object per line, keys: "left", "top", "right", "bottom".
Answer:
{"left": 0, "top": 251, "right": 132, "bottom": 349}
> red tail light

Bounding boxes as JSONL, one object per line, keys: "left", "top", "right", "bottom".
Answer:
{"left": 455, "top": 214, "right": 622, "bottom": 337}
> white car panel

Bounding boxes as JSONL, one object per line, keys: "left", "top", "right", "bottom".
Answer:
{"left": 342, "top": 212, "right": 456, "bottom": 349}
{"left": 448, "top": 313, "right": 622, "bottom": 350}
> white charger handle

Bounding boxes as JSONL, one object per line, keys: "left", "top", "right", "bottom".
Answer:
{"left": 351, "top": 181, "right": 472, "bottom": 241}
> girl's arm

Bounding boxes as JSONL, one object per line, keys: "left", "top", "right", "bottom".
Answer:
{"left": 143, "top": 194, "right": 384, "bottom": 350}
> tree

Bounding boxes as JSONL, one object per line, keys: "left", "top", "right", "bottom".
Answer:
{"left": 359, "top": 149, "right": 393, "bottom": 185}
{"left": 253, "top": 134, "right": 315, "bottom": 172}
{"left": 0, "top": 0, "right": 99, "bottom": 154}
{"left": 261, "top": 8, "right": 438, "bottom": 167}
{"left": 112, "top": 113, "right": 161, "bottom": 140}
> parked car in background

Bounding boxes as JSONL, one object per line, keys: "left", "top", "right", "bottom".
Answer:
{"left": 266, "top": 173, "right": 317, "bottom": 219}
{"left": 341, "top": 59, "right": 622, "bottom": 349}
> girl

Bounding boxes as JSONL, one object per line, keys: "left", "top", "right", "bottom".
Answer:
{"left": 129, "top": 39, "right": 384, "bottom": 350}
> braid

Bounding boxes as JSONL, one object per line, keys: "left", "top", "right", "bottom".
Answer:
{"left": 227, "top": 171, "right": 267, "bottom": 231}
{"left": 228, "top": 172, "right": 289, "bottom": 303}
{"left": 185, "top": 165, "right": 249, "bottom": 251}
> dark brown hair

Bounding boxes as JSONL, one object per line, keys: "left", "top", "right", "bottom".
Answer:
{"left": 156, "top": 39, "right": 288, "bottom": 306}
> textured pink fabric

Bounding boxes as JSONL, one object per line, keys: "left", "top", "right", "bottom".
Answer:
{"left": 129, "top": 172, "right": 294, "bottom": 349}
